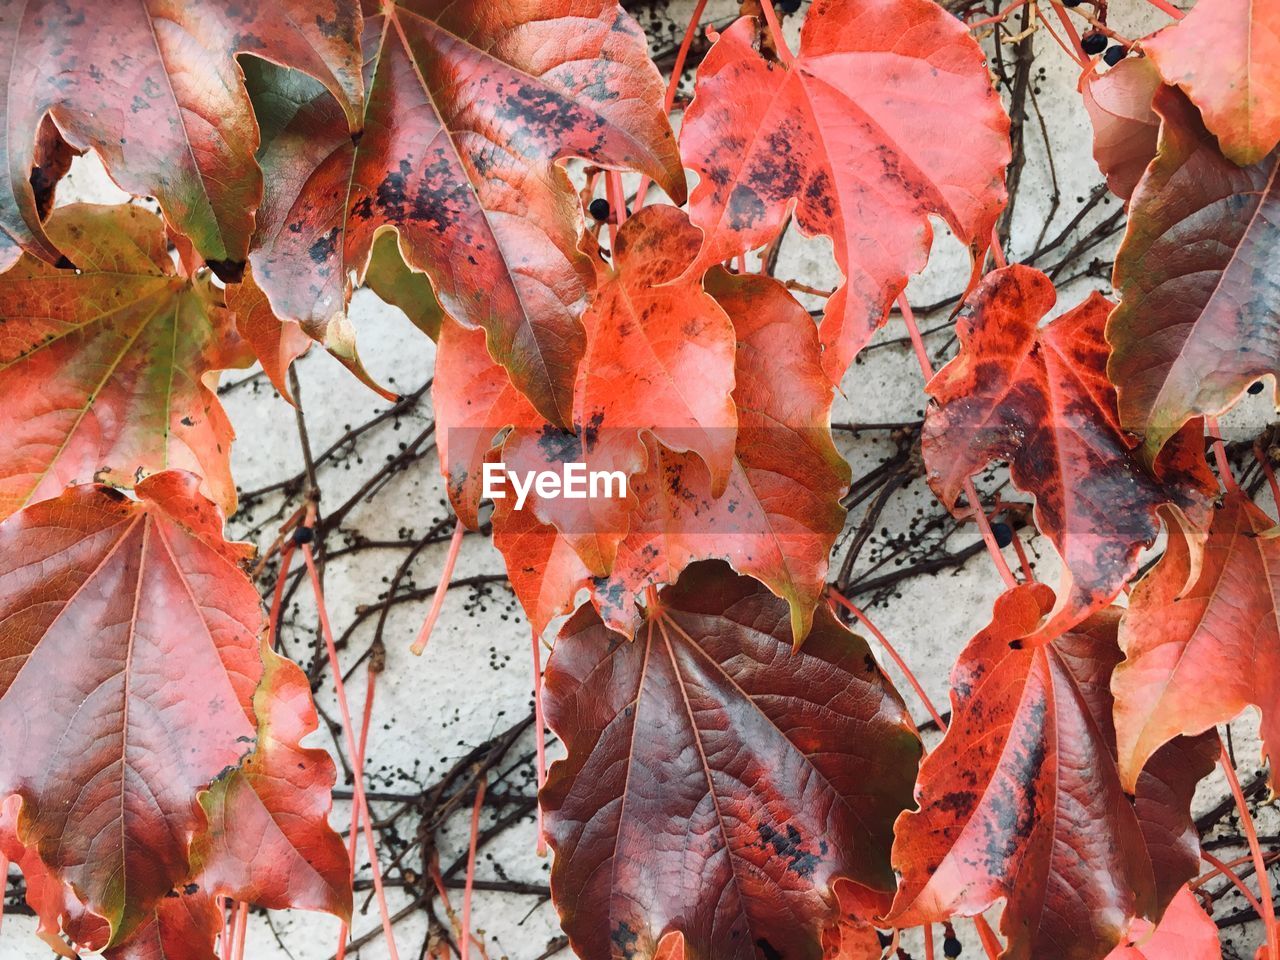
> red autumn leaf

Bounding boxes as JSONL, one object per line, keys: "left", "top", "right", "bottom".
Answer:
{"left": 593, "top": 269, "right": 850, "bottom": 642}
{"left": 226, "top": 269, "right": 313, "bottom": 404}
{"left": 1106, "top": 887, "right": 1221, "bottom": 960}
{"left": 0, "top": 0, "right": 364, "bottom": 272}
{"left": 245, "top": 0, "right": 685, "bottom": 426}
{"left": 1107, "top": 85, "right": 1280, "bottom": 457}
{"left": 94, "top": 642, "right": 349, "bottom": 960}
{"left": 541, "top": 561, "right": 921, "bottom": 960}
{"left": 434, "top": 315, "right": 542, "bottom": 530}
{"left": 498, "top": 205, "right": 739, "bottom": 573}
{"left": 890, "top": 584, "right": 1212, "bottom": 960}
{"left": 1082, "top": 57, "right": 1162, "bottom": 202}
{"left": 680, "top": 0, "right": 1009, "bottom": 384}
{"left": 192, "top": 642, "right": 351, "bottom": 921}
{"left": 1143, "top": 0, "right": 1280, "bottom": 166}
{"left": 1112, "top": 490, "right": 1280, "bottom": 791}
{"left": 492, "top": 270, "right": 849, "bottom": 642}
{"left": 922, "top": 265, "right": 1214, "bottom": 641}
{"left": 0, "top": 472, "right": 264, "bottom": 943}
{"left": 0, "top": 204, "right": 251, "bottom": 521}
{"left": 0, "top": 796, "right": 110, "bottom": 955}
{"left": 100, "top": 895, "right": 223, "bottom": 960}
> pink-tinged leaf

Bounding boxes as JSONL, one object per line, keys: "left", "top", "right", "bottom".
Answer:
{"left": 1082, "top": 57, "right": 1162, "bottom": 202}
{"left": 595, "top": 269, "right": 849, "bottom": 643}
{"left": 491, "top": 494, "right": 594, "bottom": 637}
{"left": 1143, "top": 0, "right": 1280, "bottom": 166}
{"left": 434, "top": 315, "right": 542, "bottom": 530}
{"left": 0, "top": 0, "right": 364, "bottom": 270}
{"left": 246, "top": 0, "right": 685, "bottom": 426}
{"left": 680, "top": 0, "right": 1010, "bottom": 383}
{"left": 1106, "top": 887, "right": 1221, "bottom": 959}
{"left": 101, "top": 894, "right": 222, "bottom": 960}
{"left": 0, "top": 796, "right": 110, "bottom": 955}
{"left": 0, "top": 472, "right": 263, "bottom": 943}
{"left": 922, "top": 265, "right": 1215, "bottom": 641}
{"left": 1107, "top": 85, "right": 1280, "bottom": 457}
{"left": 192, "top": 642, "right": 351, "bottom": 921}
{"left": 891, "top": 585, "right": 1213, "bottom": 960}
{"left": 0, "top": 204, "right": 251, "bottom": 521}
{"left": 1113, "top": 491, "right": 1280, "bottom": 791}
{"left": 500, "top": 205, "right": 739, "bottom": 573}
{"left": 226, "top": 270, "right": 313, "bottom": 405}
{"left": 493, "top": 271, "right": 848, "bottom": 644}
{"left": 541, "top": 562, "right": 921, "bottom": 960}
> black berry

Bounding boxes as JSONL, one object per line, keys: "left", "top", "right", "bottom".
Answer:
{"left": 1081, "top": 31, "right": 1108, "bottom": 55}
{"left": 1250, "top": 380, "right": 1266, "bottom": 395}
{"left": 588, "top": 197, "right": 610, "bottom": 221}
{"left": 991, "top": 521, "right": 1014, "bottom": 549}
{"left": 1103, "top": 44, "right": 1128, "bottom": 65}
{"left": 291, "top": 526, "right": 315, "bottom": 545}
{"left": 778, "top": 0, "right": 802, "bottom": 11}
{"left": 944, "top": 935, "right": 963, "bottom": 958}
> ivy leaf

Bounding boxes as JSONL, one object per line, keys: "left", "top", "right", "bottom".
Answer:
{"left": 0, "top": 204, "right": 251, "bottom": 521}
{"left": 1112, "top": 490, "right": 1280, "bottom": 791}
{"left": 245, "top": 1, "right": 685, "bottom": 426}
{"left": 101, "top": 895, "right": 222, "bottom": 960}
{"left": 0, "top": 0, "right": 364, "bottom": 271}
{"left": 680, "top": 0, "right": 1009, "bottom": 383}
{"left": 1105, "top": 887, "right": 1221, "bottom": 960}
{"left": 434, "top": 315, "right": 542, "bottom": 530}
{"left": 0, "top": 796, "right": 110, "bottom": 955}
{"left": 1107, "top": 85, "right": 1280, "bottom": 458}
{"left": 226, "top": 269, "right": 312, "bottom": 405}
{"left": 890, "top": 585, "right": 1212, "bottom": 960}
{"left": 0, "top": 472, "right": 264, "bottom": 944}
{"left": 1082, "top": 57, "right": 1162, "bottom": 202}
{"left": 192, "top": 642, "right": 351, "bottom": 922}
{"left": 922, "top": 265, "right": 1214, "bottom": 641}
{"left": 492, "top": 271, "right": 848, "bottom": 643}
{"left": 499, "top": 205, "right": 739, "bottom": 574}
{"left": 541, "top": 561, "right": 921, "bottom": 960}
{"left": 595, "top": 269, "right": 850, "bottom": 643}
{"left": 1143, "top": 0, "right": 1280, "bottom": 165}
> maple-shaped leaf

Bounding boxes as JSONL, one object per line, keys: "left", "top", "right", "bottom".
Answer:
{"left": 0, "top": 796, "right": 110, "bottom": 955}
{"left": 593, "top": 270, "right": 849, "bottom": 642}
{"left": 493, "top": 271, "right": 848, "bottom": 643}
{"left": 1143, "top": 0, "right": 1280, "bottom": 166}
{"left": 0, "top": 472, "right": 264, "bottom": 943}
{"left": 95, "top": 643, "right": 349, "bottom": 960}
{"left": 0, "top": 204, "right": 251, "bottom": 521}
{"left": 193, "top": 641, "right": 351, "bottom": 920}
{"left": 0, "top": 0, "right": 364, "bottom": 272}
{"left": 680, "top": 0, "right": 1010, "bottom": 383}
{"left": 226, "top": 269, "right": 312, "bottom": 404}
{"left": 1106, "top": 887, "right": 1221, "bottom": 960}
{"left": 1107, "top": 85, "right": 1280, "bottom": 457}
{"left": 434, "top": 315, "right": 542, "bottom": 530}
{"left": 541, "top": 561, "right": 921, "bottom": 960}
{"left": 245, "top": 1, "right": 685, "bottom": 426}
{"left": 1083, "top": 57, "right": 1162, "bottom": 202}
{"left": 890, "top": 585, "right": 1213, "bottom": 960}
{"left": 498, "top": 205, "right": 739, "bottom": 573}
{"left": 922, "top": 265, "right": 1215, "bottom": 641}
{"left": 1112, "top": 490, "right": 1280, "bottom": 791}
